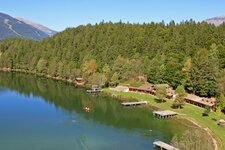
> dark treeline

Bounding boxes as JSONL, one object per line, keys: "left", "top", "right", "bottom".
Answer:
{"left": 0, "top": 21, "right": 225, "bottom": 98}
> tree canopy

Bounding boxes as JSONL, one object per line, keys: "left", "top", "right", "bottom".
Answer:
{"left": 0, "top": 21, "right": 225, "bottom": 97}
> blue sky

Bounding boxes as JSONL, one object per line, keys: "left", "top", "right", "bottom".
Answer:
{"left": 0, "top": 0, "right": 225, "bottom": 31}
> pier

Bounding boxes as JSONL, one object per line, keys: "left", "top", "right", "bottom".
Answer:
{"left": 153, "top": 141, "right": 180, "bottom": 150}
{"left": 153, "top": 110, "right": 178, "bottom": 119}
{"left": 86, "top": 89, "right": 103, "bottom": 93}
{"left": 87, "top": 85, "right": 103, "bottom": 93}
{"left": 121, "top": 101, "right": 148, "bottom": 106}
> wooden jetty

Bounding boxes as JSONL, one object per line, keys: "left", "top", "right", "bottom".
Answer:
{"left": 153, "top": 110, "right": 178, "bottom": 119}
{"left": 121, "top": 101, "right": 147, "bottom": 106}
{"left": 86, "top": 89, "right": 103, "bottom": 93}
{"left": 87, "top": 85, "right": 103, "bottom": 93}
{"left": 153, "top": 141, "right": 179, "bottom": 150}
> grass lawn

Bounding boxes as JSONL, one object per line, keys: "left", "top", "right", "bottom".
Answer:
{"left": 104, "top": 89, "right": 225, "bottom": 150}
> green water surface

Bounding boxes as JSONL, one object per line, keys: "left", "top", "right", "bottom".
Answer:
{"left": 0, "top": 72, "right": 188, "bottom": 150}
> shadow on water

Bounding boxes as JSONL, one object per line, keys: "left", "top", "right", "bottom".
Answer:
{"left": 0, "top": 72, "right": 189, "bottom": 143}
{"left": 0, "top": 86, "right": 7, "bottom": 93}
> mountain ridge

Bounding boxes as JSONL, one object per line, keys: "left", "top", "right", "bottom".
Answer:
{"left": 16, "top": 17, "right": 57, "bottom": 36}
{"left": 204, "top": 16, "right": 225, "bottom": 26}
{"left": 0, "top": 12, "right": 56, "bottom": 40}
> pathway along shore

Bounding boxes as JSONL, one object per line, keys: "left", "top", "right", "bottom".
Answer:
{"left": 187, "top": 119, "right": 218, "bottom": 150}
{"left": 104, "top": 89, "right": 220, "bottom": 150}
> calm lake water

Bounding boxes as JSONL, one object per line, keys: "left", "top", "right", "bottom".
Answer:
{"left": 0, "top": 72, "right": 188, "bottom": 150}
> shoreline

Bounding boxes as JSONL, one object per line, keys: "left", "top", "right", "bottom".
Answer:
{"left": 0, "top": 68, "right": 221, "bottom": 149}
{"left": 103, "top": 89, "right": 220, "bottom": 150}
{"left": 0, "top": 68, "right": 79, "bottom": 85}
{"left": 186, "top": 119, "right": 218, "bottom": 150}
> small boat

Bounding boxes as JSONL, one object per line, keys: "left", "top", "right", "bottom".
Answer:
{"left": 83, "top": 107, "right": 90, "bottom": 112}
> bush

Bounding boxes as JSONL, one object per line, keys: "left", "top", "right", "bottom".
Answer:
{"left": 202, "top": 106, "right": 210, "bottom": 116}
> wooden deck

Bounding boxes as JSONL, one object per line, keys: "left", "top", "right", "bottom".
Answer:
{"left": 121, "top": 101, "right": 148, "bottom": 106}
{"left": 153, "top": 110, "right": 178, "bottom": 119}
{"left": 86, "top": 89, "right": 103, "bottom": 93}
{"left": 153, "top": 141, "right": 179, "bottom": 150}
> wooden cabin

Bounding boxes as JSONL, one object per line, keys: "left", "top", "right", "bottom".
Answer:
{"left": 166, "top": 87, "right": 175, "bottom": 99}
{"left": 75, "top": 78, "right": 85, "bottom": 87}
{"left": 129, "top": 84, "right": 155, "bottom": 95}
{"left": 184, "top": 94, "right": 216, "bottom": 111}
{"left": 153, "top": 84, "right": 175, "bottom": 99}
{"left": 128, "top": 83, "right": 175, "bottom": 99}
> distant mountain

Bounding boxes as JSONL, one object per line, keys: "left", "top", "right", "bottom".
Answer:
{"left": 0, "top": 12, "right": 53, "bottom": 40}
{"left": 16, "top": 17, "right": 57, "bottom": 36}
{"left": 204, "top": 16, "right": 225, "bottom": 26}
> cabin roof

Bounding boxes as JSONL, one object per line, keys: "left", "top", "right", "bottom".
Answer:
{"left": 138, "top": 84, "right": 153, "bottom": 90}
{"left": 129, "top": 84, "right": 153, "bottom": 91}
{"left": 75, "top": 77, "right": 83, "bottom": 80}
{"left": 185, "top": 94, "right": 215, "bottom": 107}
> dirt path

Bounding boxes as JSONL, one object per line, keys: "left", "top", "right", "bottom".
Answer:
{"left": 186, "top": 119, "right": 218, "bottom": 150}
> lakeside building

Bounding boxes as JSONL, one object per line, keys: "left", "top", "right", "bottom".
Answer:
{"left": 184, "top": 94, "right": 216, "bottom": 111}
{"left": 75, "top": 78, "right": 85, "bottom": 87}
{"left": 129, "top": 84, "right": 156, "bottom": 95}
{"left": 154, "top": 84, "right": 175, "bottom": 99}
{"left": 113, "top": 83, "right": 216, "bottom": 111}
{"left": 129, "top": 84, "right": 175, "bottom": 99}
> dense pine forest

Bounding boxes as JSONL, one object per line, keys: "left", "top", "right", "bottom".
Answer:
{"left": 0, "top": 21, "right": 225, "bottom": 99}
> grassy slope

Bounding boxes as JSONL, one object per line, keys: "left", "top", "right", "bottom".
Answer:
{"left": 104, "top": 89, "right": 225, "bottom": 150}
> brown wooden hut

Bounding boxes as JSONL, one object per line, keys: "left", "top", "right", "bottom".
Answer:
{"left": 184, "top": 94, "right": 216, "bottom": 111}
{"left": 75, "top": 78, "right": 85, "bottom": 87}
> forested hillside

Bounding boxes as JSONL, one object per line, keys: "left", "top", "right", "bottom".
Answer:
{"left": 0, "top": 21, "right": 225, "bottom": 98}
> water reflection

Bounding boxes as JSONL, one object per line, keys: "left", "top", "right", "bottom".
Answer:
{"left": 0, "top": 72, "right": 188, "bottom": 150}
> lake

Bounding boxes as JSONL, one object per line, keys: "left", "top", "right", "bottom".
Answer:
{"left": 0, "top": 72, "right": 188, "bottom": 150}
